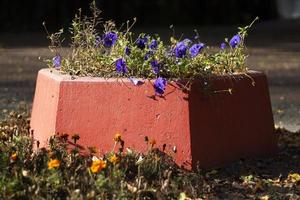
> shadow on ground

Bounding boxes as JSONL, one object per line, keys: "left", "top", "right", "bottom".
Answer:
{"left": 197, "top": 128, "right": 300, "bottom": 199}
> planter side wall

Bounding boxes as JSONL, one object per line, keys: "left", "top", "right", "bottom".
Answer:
{"left": 50, "top": 71, "right": 192, "bottom": 167}
{"left": 30, "top": 70, "right": 61, "bottom": 147}
{"left": 30, "top": 69, "right": 278, "bottom": 170}
{"left": 189, "top": 72, "right": 278, "bottom": 168}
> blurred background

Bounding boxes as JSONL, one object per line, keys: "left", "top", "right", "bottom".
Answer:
{"left": 0, "top": 0, "right": 299, "bottom": 130}
{"left": 0, "top": 0, "right": 279, "bottom": 31}
{"left": 1, "top": 0, "right": 300, "bottom": 46}
{"left": 2, "top": 0, "right": 300, "bottom": 31}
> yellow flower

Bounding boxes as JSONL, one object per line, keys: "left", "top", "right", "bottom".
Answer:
{"left": 260, "top": 195, "right": 269, "bottom": 200}
{"left": 48, "top": 159, "right": 60, "bottom": 169}
{"left": 114, "top": 133, "right": 122, "bottom": 142}
{"left": 90, "top": 159, "right": 106, "bottom": 173}
{"left": 287, "top": 173, "right": 300, "bottom": 183}
{"left": 10, "top": 152, "right": 17, "bottom": 161}
{"left": 108, "top": 154, "right": 119, "bottom": 165}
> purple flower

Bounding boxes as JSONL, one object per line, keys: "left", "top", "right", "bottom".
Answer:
{"left": 95, "top": 36, "right": 102, "bottom": 48}
{"left": 144, "top": 51, "right": 153, "bottom": 61}
{"left": 150, "top": 60, "right": 159, "bottom": 74}
{"left": 53, "top": 55, "right": 61, "bottom": 69}
{"left": 174, "top": 41, "right": 188, "bottom": 58}
{"left": 125, "top": 46, "right": 131, "bottom": 56}
{"left": 136, "top": 37, "right": 148, "bottom": 49}
{"left": 182, "top": 38, "right": 192, "bottom": 44}
{"left": 189, "top": 43, "right": 205, "bottom": 58}
{"left": 154, "top": 77, "right": 167, "bottom": 95}
{"left": 103, "top": 32, "right": 118, "bottom": 47}
{"left": 229, "top": 34, "right": 241, "bottom": 48}
{"left": 149, "top": 39, "right": 158, "bottom": 49}
{"left": 220, "top": 42, "right": 226, "bottom": 49}
{"left": 115, "top": 58, "right": 128, "bottom": 74}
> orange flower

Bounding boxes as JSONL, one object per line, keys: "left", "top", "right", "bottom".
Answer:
{"left": 114, "top": 133, "right": 122, "bottom": 142}
{"left": 108, "top": 154, "right": 119, "bottom": 165}
{"left": 10, "top": 152, "right": 17, "bottom": 161}
{"left": 90, "top": 159, "right": 106, "bottom": 173}
{"left": 149, "top": 139, "right": 156, "bottom": 147}
{"left": 47, "top": 159, "right": 60, "bottom": 169}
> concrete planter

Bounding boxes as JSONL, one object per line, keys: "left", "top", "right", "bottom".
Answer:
{"left": 30, "top": 69, "right": 278, "bottom": 169}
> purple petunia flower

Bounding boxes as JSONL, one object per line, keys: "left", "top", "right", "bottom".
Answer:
{"left": 154, "top": 77, "right": 167, "bottom": 95}
{"left": 103, "top": 32, "right": 118, "bottom": 47}
{"left": 174, "top": 41, "right": 188, "bottom": 58}
{"left": 95, "top": 36, "right": 102, "bottom": 48}
{"left": 144, "top": 51, "right": 153, "bottom": 61}
{"left": 125, "top": 46, "right": 131, "bottom": 56}
{"left": 220, "top": 42, "right": 226, "bottom": 49}
{"left": 229, "top": 34, "right": 241, "bottom": 48}
{"left": 149, "top": 39, "right": 158, "bottom": 49}
{"left": 144, "top": 53, "right": 150, "bottom": 60}
{"left": 136, "top": 37, "right": 148, "bottom": 49}
{"left": 189, "top": 43, "right": 205, "bottom": 58}
{"left": 115, "top": 58, "right": 128, "bottom": 74}
{"left": 150, "top": 60, "right": 159, "bottom": 74}
{"left": 53, "top": 55, "right": 62, "bottom": 69}
{"left": 182, "top": 38, "right": 192, "bottom": 44}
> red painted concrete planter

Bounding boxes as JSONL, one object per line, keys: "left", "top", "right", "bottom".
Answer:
{"left": 31, "top": 69, "right": 278, "bottom": 169}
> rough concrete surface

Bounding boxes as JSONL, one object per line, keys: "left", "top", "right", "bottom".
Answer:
{"left": 30, "top": 69, "right": 277, "bottom": 169}
{"left": 0, "top": 19, "right": 299, "bottom": 131}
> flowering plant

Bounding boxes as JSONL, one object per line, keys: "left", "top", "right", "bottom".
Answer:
{"left": 45, "top": 2, "right": 258, "bottom": 95}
